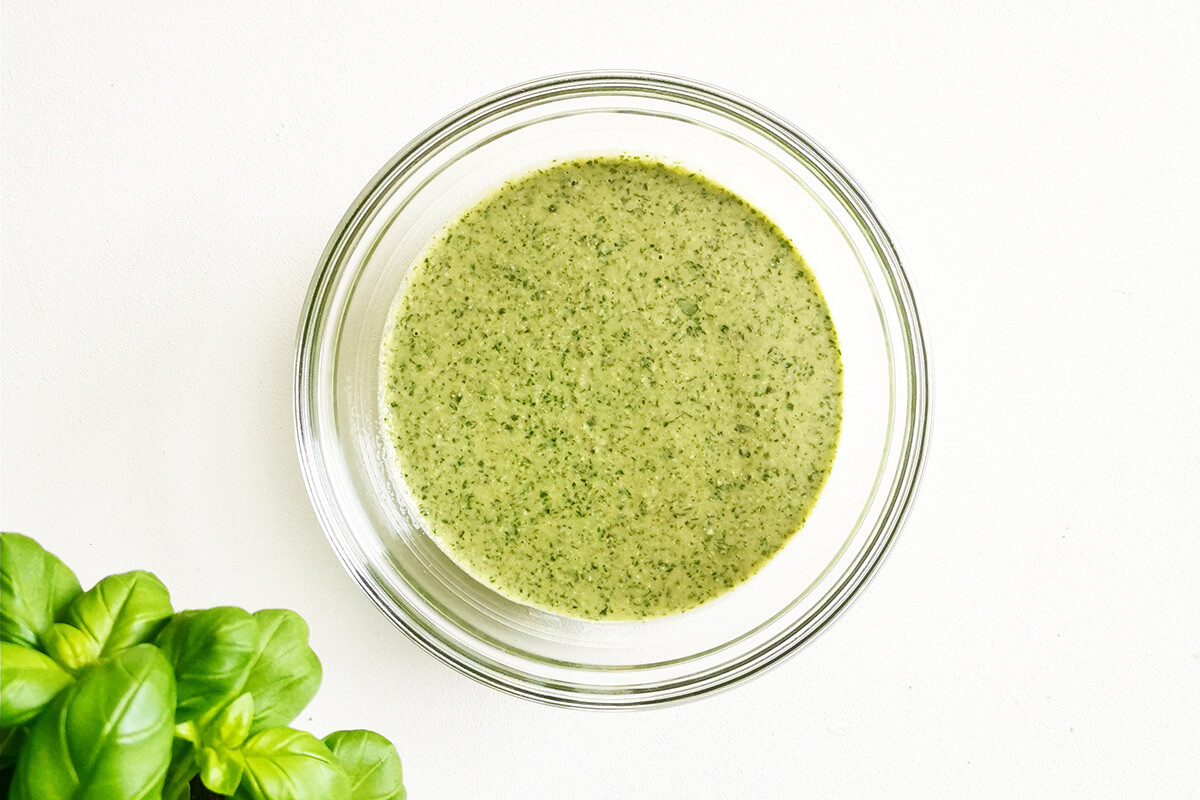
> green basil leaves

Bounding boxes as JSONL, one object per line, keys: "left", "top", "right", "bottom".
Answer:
{"left": 0, "top": 532, "right": 405, "bottom": 800}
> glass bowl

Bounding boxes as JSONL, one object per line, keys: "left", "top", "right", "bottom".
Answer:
{"left": 294, "top": 71, "right": 930, "bottom": 708}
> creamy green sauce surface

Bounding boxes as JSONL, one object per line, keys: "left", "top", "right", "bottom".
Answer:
{"left": 381, "top": 156, "right": 841, "bottom": 620}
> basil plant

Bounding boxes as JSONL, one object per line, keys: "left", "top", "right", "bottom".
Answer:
{"left": 0, "top": 533, "right": 405, "bottom": 800}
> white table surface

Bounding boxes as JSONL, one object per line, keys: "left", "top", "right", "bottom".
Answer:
{"left": 3, "top": 1, "right": 1198, "bottom": 797}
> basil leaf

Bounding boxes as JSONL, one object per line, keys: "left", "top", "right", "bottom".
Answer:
{"left": 40, "top": 622, "right": 100, "bottom": 674}
{"left": 0, "top": 642, "right": 74, "bottom": 726}
{"left": 241, "top": 610, "right": 321, "bottom": 732}
{"left": 206, "top": 692, "right": 254, "bottom": 749}
{"left": 9, "top": 643, "right": 176, "bottom": 800}
{"left": 0, "top": 533, "right": 81, "bottom": 649}
{"left": 156, "top": 607, "right": 259, "bottom": 723}
{"left": 324, "top": 729, "right": 406, "bottom": 800}
{"left": 55, "top": 571, "right": 173, "bottom": 668}
{"left": 199, "top": 745, "right": 245, "bottom": 795}
{"left": 232, "top": 727, "right": 349, "bottom": 800}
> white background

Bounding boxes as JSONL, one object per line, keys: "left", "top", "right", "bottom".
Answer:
{"left": 3, "top": 1, "right": 1198, "bottom": 797}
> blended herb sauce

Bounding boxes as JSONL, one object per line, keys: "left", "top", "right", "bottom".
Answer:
{"left": 381, "top": 156, "right": 842, "bottom": 620}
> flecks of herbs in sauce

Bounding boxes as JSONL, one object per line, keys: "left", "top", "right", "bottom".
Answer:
{"left": 381, "top": 156, "right": 842, "bottom": 620}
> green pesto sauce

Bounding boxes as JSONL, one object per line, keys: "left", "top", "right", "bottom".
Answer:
{"left": 381, "top": 156, "right": 842, "bottom": 620}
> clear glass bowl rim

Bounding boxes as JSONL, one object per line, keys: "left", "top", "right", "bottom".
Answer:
{"left": 294, "top": 70, "right": 932, "bottom": 708}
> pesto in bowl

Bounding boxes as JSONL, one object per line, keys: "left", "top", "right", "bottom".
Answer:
{"left": 296, "top": 72, "right": 929, "bottom": 707}
{"left": 381, "top": 156, "right": 841, "bottom": 620}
